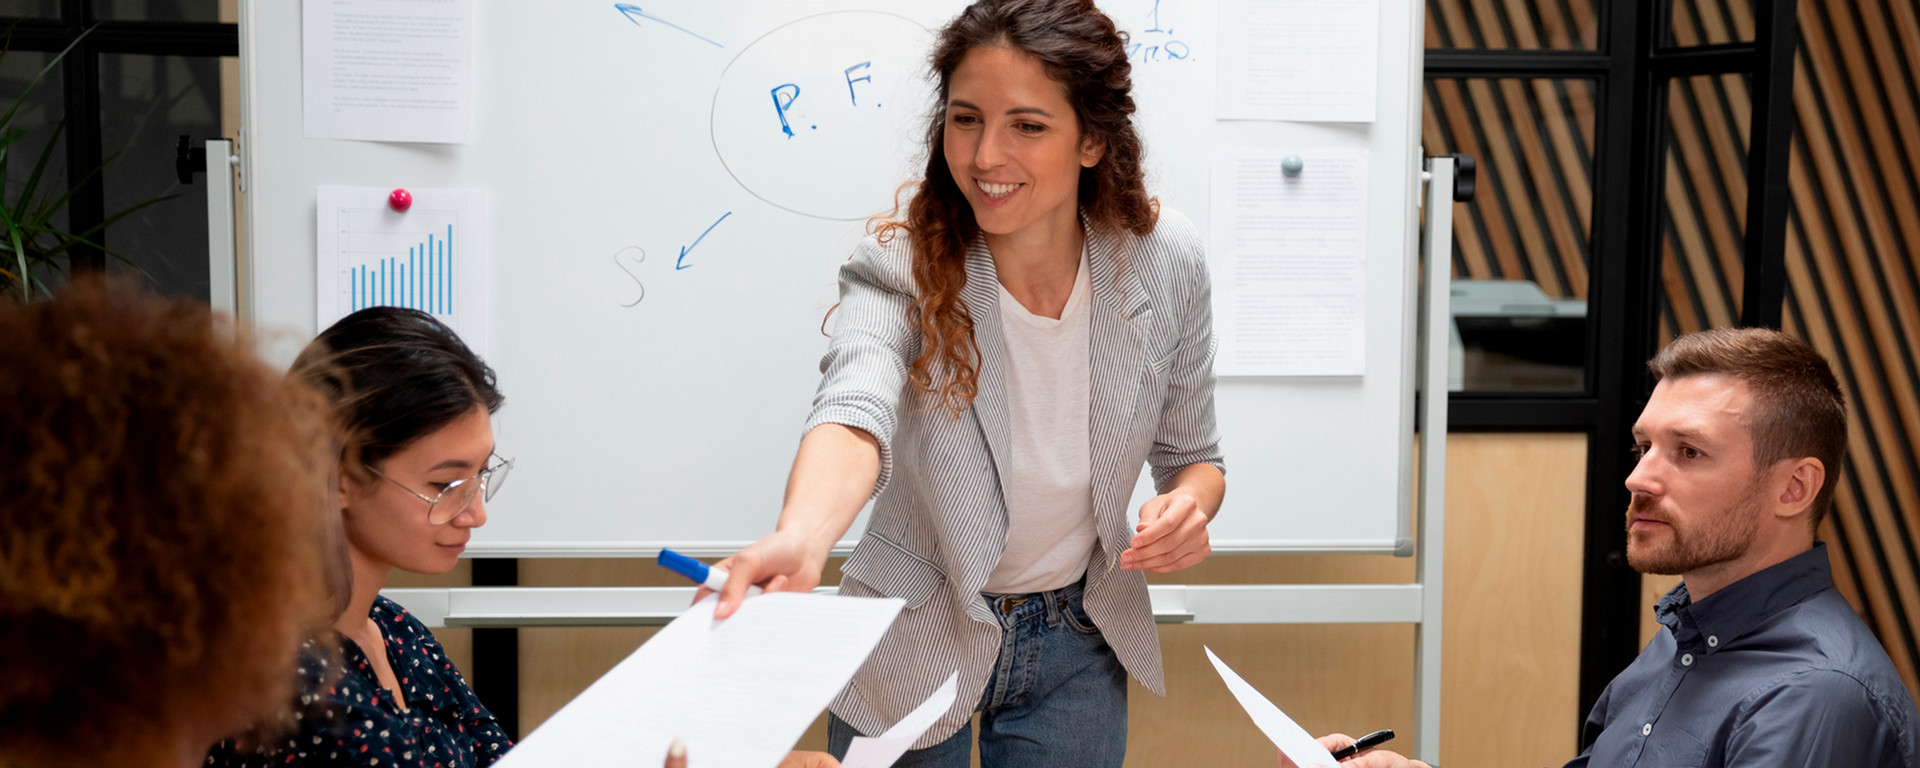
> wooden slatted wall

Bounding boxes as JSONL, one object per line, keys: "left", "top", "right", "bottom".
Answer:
{"left": 1422, "top": 0, "right": 1599, "bottom": 298}
{"left": 1775, "top": 0, "right": 1920, "bottom": 698}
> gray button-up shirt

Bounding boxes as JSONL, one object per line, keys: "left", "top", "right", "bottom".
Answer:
{"left": 1565, "top": 543, "right": 1919, "bottom": 767}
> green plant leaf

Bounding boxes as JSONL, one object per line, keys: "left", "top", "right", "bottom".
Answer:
{"left": 14, "top": 118, "right": 64, "bottom": 216}
{"left": 22, "top": 154, "right": 103, "bottom": 228}
{"left": 0, "top": 26, "right": 90, "bottom": 131}
{"left": 9, "top": 179, "right": 177, "bottom": 275}
{"left": 0, "top": 128, "right": 27, "bottom": 186}
{"left": 34, "top": 219, "right": 165, "bottom": 280}
{"left": 0, "top": 197, "right": 33, "bottom": 302}
{"left": 69, "top": 192, "right": 183, "bottom": 241}
{"left": 31, "top": 227, "right": 106, "bottom": 260}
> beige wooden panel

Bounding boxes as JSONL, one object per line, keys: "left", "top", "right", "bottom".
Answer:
{"left": 1640, "top": 574, "right": 1684, "bottom": 650}
{"left": 1131, "top": 624, "right": 1416, "bottom": 765}
{"left": 519, "top": 625, "right": 661, "bottom": 739}
{"left": 1439, "top": 433, "right": 1587, "bottom": 768}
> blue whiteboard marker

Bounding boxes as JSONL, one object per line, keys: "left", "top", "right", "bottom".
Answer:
{"left": 657, "top": 548, "right": 729, "bottom": 591}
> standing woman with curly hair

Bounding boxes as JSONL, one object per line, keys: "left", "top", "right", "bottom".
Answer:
{"left": 710, "top": 1, "right": 1225, "bottom": 765}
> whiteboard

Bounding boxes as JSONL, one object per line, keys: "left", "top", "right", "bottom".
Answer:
{"left": 240, "top": 0, "right": 1423, "bottom": 556}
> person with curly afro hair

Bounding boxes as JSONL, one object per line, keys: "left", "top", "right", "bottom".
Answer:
{"left": 0, "top": 279, "right": 340, "bottom": 768}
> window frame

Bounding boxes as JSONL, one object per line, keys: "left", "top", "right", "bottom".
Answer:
{"left": 2, "top": 0, "right": 237, "bottom": 274}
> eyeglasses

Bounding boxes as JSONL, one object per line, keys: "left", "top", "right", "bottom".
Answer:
{"left": 368, "top": 454, "right": 514, "bottom": 525}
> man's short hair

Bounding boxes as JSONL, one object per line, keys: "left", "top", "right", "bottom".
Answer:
{"left": 1648, "top": 327, "right": 1847, "bottom": 526}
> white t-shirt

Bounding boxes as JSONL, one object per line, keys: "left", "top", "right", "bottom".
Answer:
{"left": 982, "top": 251, "right": 1098, "bottom": 594}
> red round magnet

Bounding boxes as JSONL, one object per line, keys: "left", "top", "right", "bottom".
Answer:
{"left": 388, "top": 188, "right": 413, "bottom": 212}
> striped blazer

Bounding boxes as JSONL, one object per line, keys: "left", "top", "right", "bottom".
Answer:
{"left": 805, "top": 209, "right": 1224, "bottom": 749}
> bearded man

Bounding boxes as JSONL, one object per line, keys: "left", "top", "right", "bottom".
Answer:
{"left": 1289, "top": 327, "right": 1919, "bottom": 768}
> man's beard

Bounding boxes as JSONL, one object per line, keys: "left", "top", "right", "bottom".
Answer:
{"left": 1624, "top": 483, "right": 1763, "bottom": 576}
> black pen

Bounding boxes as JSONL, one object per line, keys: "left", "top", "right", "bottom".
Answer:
{"left": 1330, "top": 729, "right": 1395, "bottom": 761}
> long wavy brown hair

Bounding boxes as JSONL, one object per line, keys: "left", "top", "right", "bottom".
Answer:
{"left": 876, "top": 0, "right": 1158, "bottom": 417}
{"left": 0, "top": 280, "right": 339, "bottom": 764}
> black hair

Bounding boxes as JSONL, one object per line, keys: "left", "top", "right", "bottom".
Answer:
{"left": 291, "top": 307, "right": 504, "bottom": 478}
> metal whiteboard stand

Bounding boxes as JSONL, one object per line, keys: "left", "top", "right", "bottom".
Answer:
{"left": 1413, "top": 154, "right": 1461, "bottom": 762}
{"left": 179, "top": 137, "right": 244, "bottom": 317}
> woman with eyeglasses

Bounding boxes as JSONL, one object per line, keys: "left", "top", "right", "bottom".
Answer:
{"left": 208, "top": 306, "right": 515, "bottom": 767}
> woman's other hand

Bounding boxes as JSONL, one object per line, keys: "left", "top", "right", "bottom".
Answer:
{"left": 1122, "top": 463, "right": 1223, "bottom": 573}
{"left": 1122, "top": 491, "right": 1212, "bottom": 573}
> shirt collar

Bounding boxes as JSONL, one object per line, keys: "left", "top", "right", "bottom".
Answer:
{"left": 353, "top": 596, "right": 445, "bottom": 709}
{"left": 1654, "top": 542, "right": 1834, "bottom": 652}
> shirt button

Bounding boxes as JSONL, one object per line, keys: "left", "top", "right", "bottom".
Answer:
{"left": 1707, "top": 635, "right": 1720, "bottom": 648}
{"left": 1642, "top": 723, "right": 1653, "bottom": 736}
{"left": 1681, "top": 653, "right": 1694, "bottom": 666}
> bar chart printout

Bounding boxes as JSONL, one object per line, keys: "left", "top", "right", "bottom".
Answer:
{"left": 345, "top": 223, "right": 455, "bottom": 314}
{"left": 317, "top": 187, "right": 488, "bottom": 353}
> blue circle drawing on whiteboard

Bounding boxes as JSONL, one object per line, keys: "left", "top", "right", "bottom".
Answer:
{"left": 710, "top": 11, "right": 935, "bottom": 221}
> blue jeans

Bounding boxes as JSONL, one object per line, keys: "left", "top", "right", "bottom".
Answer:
{"left": 828, "top": 579, "right": 1129, "bottom": 768}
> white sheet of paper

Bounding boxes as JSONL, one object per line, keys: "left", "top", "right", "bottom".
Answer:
{"left": 840, "top": 671, "right": 960, "bottom": 768}
{"left": 493, "top": 592, "right": 904, "bottom": 768}
{"left": 1217, "top": 0, "right": 1379, "bottom": 122}
{"left": 1208, "top": 148, "right": 1368, "bottom": 376}
{"left": 1205, "top": 647, "right": 1339, "bottom": 767}
{"left": 302, "top": 0, "right": 474, "bottom": 142}
{"left": 316, "top": 186, "right": 488, "bottom": 354}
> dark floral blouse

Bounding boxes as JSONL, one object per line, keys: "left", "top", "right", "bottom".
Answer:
{"left": 207, "top": 595, "right": 513, "bottom": 768}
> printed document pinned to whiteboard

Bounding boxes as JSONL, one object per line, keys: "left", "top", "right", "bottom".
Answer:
{"left": 303, "top": 0, "right": 474, "bottom": 143}
{"left": 316, "top": 186, "right": 487, "bottom": 354}
{"left": 493, "top": 593, "right": 905, "bottom": 768}
{"left": 1217, "top": 0, "right": 1379, "bottom": 122}
{"left": 1210, "top": 148, "right": 1368, "bottom": 376}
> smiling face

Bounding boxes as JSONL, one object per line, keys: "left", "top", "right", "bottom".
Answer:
{"left": 341, "top": 404, "right": 494, "bottom": 575}
{"left": 1624, "top": 374, "right": 1768, "bottom": 578}
{"left": 942, "top": 45, "right": 1104, "bottom": 246}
